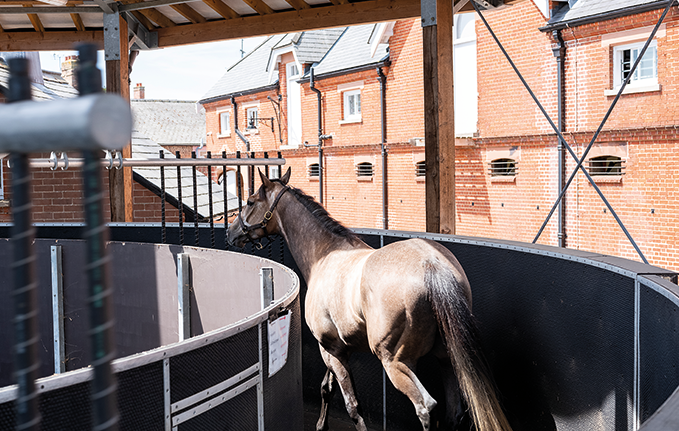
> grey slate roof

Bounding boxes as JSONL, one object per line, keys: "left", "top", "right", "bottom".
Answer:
{"left": 0, "top": 60, "right": 78, "bottom": 101}
{"left": 547, "top": 0, "right": 666, "bottom": 28}
{"left": 200, "top": 35, "right": 286, "bottom": 102}
{"left": 304, "top": 24, "right": 388, "bottom": 77}
{"left": 199, "top": 27, "right": 346, "bottom": 103}
{"left": 132, "top": 132, "right": 241, "bottom": 218}
{"left": 131, "top": 99, "right": 205, "bottom": 146}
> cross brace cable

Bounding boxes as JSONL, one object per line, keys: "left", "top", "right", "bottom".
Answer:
{"left": 473, "top": 0, "right": 676, "bottom": 264}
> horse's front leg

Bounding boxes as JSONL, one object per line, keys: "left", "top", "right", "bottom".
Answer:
{"left": 318, "top": 346, "right": 367, "bottom": 431}
{"left": 316, "top": 368, "right": 337, "bottom": 431}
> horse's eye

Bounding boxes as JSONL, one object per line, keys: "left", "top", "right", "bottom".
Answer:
{"left": 247, "top": 200, "right": 254, "bottom": 207}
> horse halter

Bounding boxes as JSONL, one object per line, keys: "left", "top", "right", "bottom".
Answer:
{"left": 238, "top": 184, "right": 290, "bottom": 248}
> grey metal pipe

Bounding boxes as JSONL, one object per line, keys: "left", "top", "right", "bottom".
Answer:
{"left": 309, "top": 68, "right": 323, "bottom": 204}
{"left": 377, "top": 67, "right": 388, "bottom": 230}
{"left": 0, "top": 94, "right": 131, "bottom": 153}
{"left": 553, "top": 30, "right": 566, "bottom": 248}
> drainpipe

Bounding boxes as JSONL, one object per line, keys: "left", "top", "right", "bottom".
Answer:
{"left": 309, "top": 68, "right": 324, "bottom": 204}
{"left": 377, "top": 67, "right": 388, "bottom": 230}
{"left": 553, "top": 30, "right": 566, "bottom": 247}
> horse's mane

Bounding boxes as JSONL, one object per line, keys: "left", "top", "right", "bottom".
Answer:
{"left": 273, "top": 180, "right": 361, "bottom": 243}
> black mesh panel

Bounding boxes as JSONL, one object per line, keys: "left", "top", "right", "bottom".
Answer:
{"left": 118, "top": 361, "right": 164, "bottom": 431}
{"left": 177, "top": 385, "right": 258, "bottom": 431}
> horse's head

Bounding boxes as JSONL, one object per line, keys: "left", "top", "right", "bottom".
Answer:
{"left": 226, "top": 167, "right": 291, "bottom": 248}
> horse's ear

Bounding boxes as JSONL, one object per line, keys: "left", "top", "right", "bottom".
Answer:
{"left": 280, "top": 167, "right": 291, "bottom": 185}
{"left": 258, "top": 168, "right": 272, "bottom": 188}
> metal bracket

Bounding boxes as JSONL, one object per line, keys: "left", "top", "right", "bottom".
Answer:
{"left": 103, "top": 8, "right": 121, "bottom": 61}
{"left": 421, "top": 0, "right": 436, "bottom": 27}
{"left": 472, "top": 0, "right": 504, "bottom": 10}
{"left": 124, "top": 11, "right": 158, "bottom": 50}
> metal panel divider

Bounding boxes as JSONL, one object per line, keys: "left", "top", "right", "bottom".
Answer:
{"left": 259, "top": 267, "right": 274, "bottom": 431}
{"left": 51, "top": 245, "right": 65, "bottom": 374}
{"left": 634, "top": 277, "right": 641, "bottom": 430}
{"left": 177, "top": 253, "right": 191, "bottom": 342}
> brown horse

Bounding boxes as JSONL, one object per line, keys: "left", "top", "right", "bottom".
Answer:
{"left": 227, "top": 168, "right": 512, "bottom": 431}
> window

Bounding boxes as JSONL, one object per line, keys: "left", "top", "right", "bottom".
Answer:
{"left": 308, "top": 163, "right": 320, "bottom": 178}
{"left": 269, "top": 165, "right": 280, "bottom": 180}
{"left": 489, "top": 158, "right": 517, "bottom": 176}
{"left": 356, "top": 162, "right": 373, "bottom": 177}
{"left": 218, "top": 111, "right": 230, "bottom": 136}
{"left": 343, "top": 89, "right": 361, "bottom": 122}
{"left": 246, "top": 107, "right": 258, "bottom": 129}
{"left": 613, "top": 41, "right": 657, "bottom": 89}
{"left": 415, "top": 161, "right": 426, "bottom": 177}
{"left": 587, "top": 155, "right": 625, "bottom": 176}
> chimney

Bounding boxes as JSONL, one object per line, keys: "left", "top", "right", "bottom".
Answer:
{"left": 61, "top": 55, "right": 78, "bottom": 89}
{"left": 133, "top": 83, "right": 145, "bottom": 99}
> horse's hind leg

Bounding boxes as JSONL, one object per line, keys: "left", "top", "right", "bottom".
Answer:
{"left": 318, "top": 347, "right": 367, "bottom": 431}
{"left": 316, "top": 368, "right": 337, "bottom": 431}
{"left": 382, "top": 358, "right": 437, "bottom": 430}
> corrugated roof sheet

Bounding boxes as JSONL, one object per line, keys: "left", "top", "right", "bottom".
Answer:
{"left": 131, "top": 99, "right": 205, "bottom": 146}
{"left": 548, "top": 0, "right": 665, "bottom": 26}
{"left": 308, "top": 24, "right": 388, "bottom": 77}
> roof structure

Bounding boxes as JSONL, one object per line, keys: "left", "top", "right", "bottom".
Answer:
{"left": 0, "top": 55, "right": 78, "bottom": 101}
{"left": 131, "top": 131, "right": 239, "bottom": 219}
{"left": 200, "top": 23, "right": 384, "bottom": 103}
{"left": 545, "top": 0, "right": 669, "bottom": 29}
{"left": 130, "top": 99, "right": 205, "bottom": 146}
{"left": 309, "top": 23, "right": 388, "bottom": 78}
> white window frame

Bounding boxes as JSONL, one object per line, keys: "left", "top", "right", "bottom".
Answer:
{"left": 246, "top": 107, "right": 258, "bottom": 131}
{"left": 605, "top": 40, "right": 659, "bottom": 95}
{"left": 217, "top": 110, "right": 231, "bottom": 137}
{"left": 342, "top": 89, "right": 362, "bottom": 123}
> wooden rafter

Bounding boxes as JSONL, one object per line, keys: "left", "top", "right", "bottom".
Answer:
{"left": 157, "top": 0, "right": 418, "bottom": 48}
{"left": 170, "top": 3, "right": 206, "bottom": 24}
{"left": 201, "top": 0, "right": 239, "bottom": 20}
{"left": 328, "top": 0, "right": 349, "bottom": 5}
{"left": 70, "top": 12, "right": 85, "bottom": 31}
{"left": 0, "top": 30, "right": 103, "bottom": 51}
{"left": 241, "top": 0, "right": 274, "bottom": 15}
{"left": 24, "top": 5, "right": 45, "bottom": 32}
{"left": 282, "top": 0, "right": 310, "bottom": 10}
{"left": 0, "top": 23, "right": 4, "bottom": 33}
{"left": 138, "top": 8, "right": 176, "bottom": 28}
{"left": 131, "top": 10, "right": 157, "bottom": 30}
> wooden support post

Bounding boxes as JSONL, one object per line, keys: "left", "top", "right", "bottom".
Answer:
{"left": 105, "top": 13, "right": 133, "bottom": 222}
{"left": 423, "top": 0, "right": 455, "bottom": 234}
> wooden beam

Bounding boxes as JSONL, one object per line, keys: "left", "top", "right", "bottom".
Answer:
{"left": 138, "top": 7, "right": 176, "bottom": 28}
{"left": 423, "top": 0, "right": 455, "bottom": 234}
{"left": 70, "top": 12, "right": 85, "bottom": 31}
{"left": 201, "top": 0, "right": 239, "bottom": 19}
{"left": 0, "top": 30, "right": 103, "bottom": 51}
{"left": 105, "top": 14, "right": 133, "bottom": 222}
{"left": 170, "top": 3, "right": 206, "bottom": 24}
{"left": 282, "top": 0, "right": 310, "bottom": 10}
{"left": 241, "top": 0, "right": 275, "bottom": 15}
{"left": 157, "top": 0, "right": 419, "bottom": 48}
{"left": 131, "top": 10, "right": 157, "bottom": 30}
{"left": 328, "top": 0, "right": 349, "bottom": 5}
{"left": 24, "top": 5, "right": 45, "bottom": 32}
{"left": 0, "top": 23, "right": 4, "bottom": 33}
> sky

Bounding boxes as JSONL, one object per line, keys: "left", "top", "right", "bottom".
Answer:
{"left": 38, "top": 36, "right": 267, "bottom": 101}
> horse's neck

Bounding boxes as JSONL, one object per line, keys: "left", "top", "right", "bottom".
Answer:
{"left": 276, "top": 198, "right": 358, "bottom": 282}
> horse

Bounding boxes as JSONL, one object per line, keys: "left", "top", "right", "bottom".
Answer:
{"left": 227, "top": 168, "right": 512, "bottom": 431}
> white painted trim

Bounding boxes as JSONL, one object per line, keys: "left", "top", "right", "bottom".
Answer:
{"left": 601, "top": 24, "right": 666, "bottom": 47}
{"left": 336, "top": 81, "right": 364, "bottom": 93}
{"left": 604, "top": 83, "right": 661, "bottom": 96}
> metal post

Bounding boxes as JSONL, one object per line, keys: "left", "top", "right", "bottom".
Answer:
{"left": 258, "top": 267, "right": 273, "bottom": 431}
{"left": 207, "top": 151, "right": 215, "bottom": 249}
{"left": 51, "top": 245, "right": 65, "bottom": 374}
{"left": 553, "top": 30, "right": 566, "bottom": 248}
{"left": 236, "top": 151, "right": 243, "bottom": 215}
{"left": 8, "top": 57, "right": 41, "bottom": 431}
{"left": 160, "top": 150, "right": 167, "bottom": 244}
{"left": 222, "top": 151, "right": 229, "bottom": 250}
{"left": 250, "top": 151, "right": 255, "bottom": 196}
{"left": 192, "top": 151, "right": 199, "bottom": 246}
{"left": 177, "top": 253, "right": 191, "bottom": 341}
{"left": 163, "top": 358, "right": 171, "bottom": 431}
{"left": 77, "top": 44, "right": 119, "bottom": 431}
{"left": 176, "top": 151, "right": 184, "bottom": 246}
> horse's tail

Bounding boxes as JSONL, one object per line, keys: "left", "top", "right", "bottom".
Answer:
{"left": 425, "top": 259, "right": 512, "bottom": 431}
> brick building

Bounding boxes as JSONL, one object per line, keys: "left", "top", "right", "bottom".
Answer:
{"left": 199, "top": 0, "right": 679, "bottom": 272}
